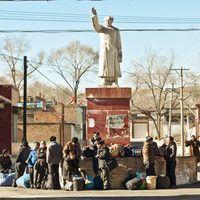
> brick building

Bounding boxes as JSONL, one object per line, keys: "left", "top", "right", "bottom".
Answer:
{"left": 14, "top": 103, "right": 84, "bottom": 154}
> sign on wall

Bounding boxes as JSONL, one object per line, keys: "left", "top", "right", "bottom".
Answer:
{"left": 106, "top": 114, "right": 125, "bottom": 129}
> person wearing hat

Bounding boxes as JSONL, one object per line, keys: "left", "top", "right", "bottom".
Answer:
{"left": 142, "top": 136, "right": 156, "bottom": 176}
{"left": 12, "top": 140, "right": 31, "bottom": 187}
{"left": 96, "top": 139, "right": 110, "bottom": 190}
{"left": 0, "top": 149, "right": 12, "bottom": 173}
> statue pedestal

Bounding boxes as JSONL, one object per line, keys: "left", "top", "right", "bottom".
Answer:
{"left": 86, "top": 87, "right": 131, "bottom": 145}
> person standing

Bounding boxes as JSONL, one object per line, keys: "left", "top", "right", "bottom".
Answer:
{"left": 91, "top": 7, "right": 122, "bottom": 86}
{"left": 27, "top": 141, "right": 40, "bottom": 188}
{"left": 185, "top": 135, "right": 200, "bottom": 163}
{"left": 12, "top": 141, "right": 31, "bottom": 187}
{"left": 96, "top": 140, "right": 110, "bottom": 190}
{"left": 35, "top": 141, "right": 48, "bottom": 189}
{"left": 164, "top": 136, "right": 177, "bottom": 187}
{"left": 46, "top": 136, "right": 62, "bottom": 190}
{"left": 62, "top": 137, "right": 81, "bottom": 184}
{"left": 0, "top": 149, "right": 12, "bottom": 173}
{"left": 90, "top": 132, "right": 102, "bottom": 175}
{"left": 142, "top": 136, "right": 156, "bottom": 176}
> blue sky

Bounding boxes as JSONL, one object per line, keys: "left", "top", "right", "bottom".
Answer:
{"left": 0, "top": 0, "right": 200, "bottom": 90}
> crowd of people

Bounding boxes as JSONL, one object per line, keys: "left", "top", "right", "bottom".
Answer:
{"left": 0, "top": 133, "right": 199, "bottom": 190}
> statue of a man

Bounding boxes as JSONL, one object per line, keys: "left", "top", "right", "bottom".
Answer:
{"left": 91, "top": 7, "right": 122, "bottom": 86}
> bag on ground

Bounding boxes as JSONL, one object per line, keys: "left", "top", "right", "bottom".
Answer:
{"left": 84, "top": 176, "right": 94, "bottom": 190}
{"left": 156, "top": 175, "right": 170, "bottom": 189}
{"left": 0, "top": 172, "right": 16, "bottom": 186}
{"left": 16, "top": 174, "right": 30, "bottom": 188}
{"left": 122, "top": 173, "right": 136, "bottom": 188}
{"left": 125, "top": 177, "right": 143, "bottom": 190}
{"left": 93, "top": 175, "right": 103, "bottom": 190}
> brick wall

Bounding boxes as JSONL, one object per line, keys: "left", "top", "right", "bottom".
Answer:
{"left": 176, "top": 156, "right": 197, "bottom": 185}
{"left": 80, "top": 156, "right": 197, "bottom": 188}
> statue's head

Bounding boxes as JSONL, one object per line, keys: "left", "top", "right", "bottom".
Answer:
{"left": 104, "top": 16, "right": 114, "bottom": 27}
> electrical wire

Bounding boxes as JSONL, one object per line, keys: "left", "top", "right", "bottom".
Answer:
{"left": 1, "top": 9, "right": 200, "bottom": 24}
{"left": 2, "top": 28, "right": 200, "bottom": 33}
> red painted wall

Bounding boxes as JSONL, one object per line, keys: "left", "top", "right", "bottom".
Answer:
{"left": 0, "top": 85, "right": 17, "bottom": 153}
{"left": 86, "top": 88, "right": 131, "bottom": 145}
{"left": 0, "top": 104, "right": 12, "bottom": 153}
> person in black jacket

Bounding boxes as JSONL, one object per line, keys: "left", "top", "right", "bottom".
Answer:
{"left": 90, "top": 132, "right": 102, "bottom": 175}
{"left": 0, "top": 149, "right": 12, "bottom": 173}
{"left": 35, "top": 141, "right": 48, "bottom": 189}
{"left": 164, "top": 136, "right": 177, "bottom": 187}
{"left": 12, "top": 141, "right": 31, "bottom": 187}
{"left": 96, "top": 140, "right": 110, "bottom": 190}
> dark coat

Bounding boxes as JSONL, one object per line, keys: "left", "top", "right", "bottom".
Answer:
{"left": 185, "top": 139, "right": 200, "bottom": 162}
{"left": 164, "top": 142, "right": 177, "bottom": 162}
{"left": 0, "top": 154, "right": 12, "bottom": 173}
{"left": 15, "top": 146, "right": 31, "bottom": 163}
{"left": 97, "top": 146, "right": 110, "bottom": 169}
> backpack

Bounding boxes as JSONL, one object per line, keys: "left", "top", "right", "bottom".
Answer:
{"left": 93, "top": 176, "right": 103, "bottom": 190}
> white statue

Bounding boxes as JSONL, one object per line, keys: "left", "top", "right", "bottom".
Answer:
{"left": 91, "top": 7, "right": 122, "bottom": 86}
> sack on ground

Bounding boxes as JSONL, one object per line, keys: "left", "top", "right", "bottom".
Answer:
{"left": 0, "top": 172, "right": 16, "bottom": 186}
{"left": 122, "top": 173, "right": 136, "bottom": 188}
{"left": 93, "top": 175, "right": 103, "bottom": 190}
{"left": 106, "top": 158, "right": 118, "bottom": 171}
{"left": 156, "top": 175, "right": 170, "bottom": 189}
{"left": 125, "top": 177, "right": 143, "bottom": 190}
{"left": 16, "top": 174, "right": 30, "bottom": 188}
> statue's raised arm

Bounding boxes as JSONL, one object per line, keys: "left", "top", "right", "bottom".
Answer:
{"left": 91, "top": 7, "right": 97, "bottom": 15}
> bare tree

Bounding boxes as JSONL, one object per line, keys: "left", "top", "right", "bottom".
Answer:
{"left": 48, "top": 41, "right": 98, "bottom": 104}
{"left": 130, "top": 52, "right": 178, "bottom": 138}
{"left": 0, "top": 37, "right": 45, "bottom": 100}
{"left": 28, "top": 81, "right": 72, "bottom": 105}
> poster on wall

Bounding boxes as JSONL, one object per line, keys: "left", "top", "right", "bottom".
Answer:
{"left": 106, "top": 114, "right": 125, "bottom": 129}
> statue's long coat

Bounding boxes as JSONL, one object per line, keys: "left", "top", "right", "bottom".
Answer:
{"left": 92, "top": 15, "right": 122, "bottom": 79}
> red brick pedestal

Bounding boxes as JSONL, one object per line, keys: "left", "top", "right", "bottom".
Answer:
{"left": 86, "top": 87, "right": 131, "bottom": 145}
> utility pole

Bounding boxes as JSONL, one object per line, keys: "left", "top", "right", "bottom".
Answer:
{"left": 168, "top": 83, "right": 174, "bottom": 137}
{"left": 23, "top": 56, "right": 28, "bottom": 142}
{"left": 171, "top": 67, "right": 189, "bottom": 156}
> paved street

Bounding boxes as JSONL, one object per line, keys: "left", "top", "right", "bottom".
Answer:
{"left": 0, "top": 185, "right": 200, "bottom": 200}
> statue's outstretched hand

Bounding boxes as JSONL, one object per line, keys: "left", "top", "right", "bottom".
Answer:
{"left": 92, "top": 7, "right": 97, "bottom": 15}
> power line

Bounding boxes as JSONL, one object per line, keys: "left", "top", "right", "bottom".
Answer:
{"left": 2, "top": 28, "right": 200, "bottom": 33}
{"left": 1, "top": 9, "right": 200, "bottom": 24}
